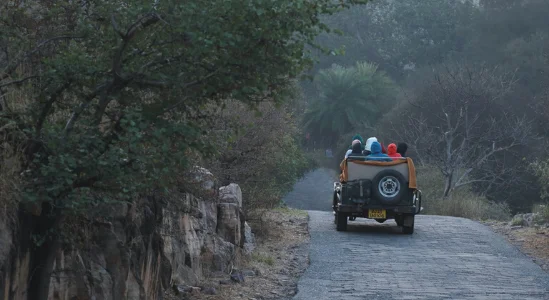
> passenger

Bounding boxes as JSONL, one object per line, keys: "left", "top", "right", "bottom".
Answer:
{"left": 347, "top": 141, "right": 364, "bottom": 158}
{"left": 397, "top": 142, "right": 408, "bottom": 157}
{"left": 363, "top": 137, "right": 378, "bottom": 155}
{"left": 351, "top": 134, "right": 365, "bottom": 149}
{"left": 345, "top": 134, "right": 365, "bottom": 158}
{"left": 365, "top": 141, "right": 392, "bottom": 162}
{"left": 344, "top": 139, "right": 362, "bottom": 159}
{"left": 380, "top": 142, "right": 388, "bottom": 154}
{"left": 387, "top": 143, "right": 402, "bottom": 160}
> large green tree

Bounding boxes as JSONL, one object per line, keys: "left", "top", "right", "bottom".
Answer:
{"left": 302, "top": 62, "right": 396, "bottom": 144}
{"left": 0, "top": 0, "right": 367, "bottom": 298}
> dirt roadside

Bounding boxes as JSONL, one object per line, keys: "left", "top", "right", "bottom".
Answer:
{"left": 484, "top": 221, "right": 549, "bottom": 273}
{"left": 181, "top": 207, "right": 310, "bottom": 300}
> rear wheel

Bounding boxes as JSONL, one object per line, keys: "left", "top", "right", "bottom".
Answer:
{"left": 332, "top": 190, "right": 338, "bottom": 211}
{"left": 336, "top": 211, "right": 348, "bottom": 231}
{"left": 402, "top": 215, "right": 415, "bottom": 234}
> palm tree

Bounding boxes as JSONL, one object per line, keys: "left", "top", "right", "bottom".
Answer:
{"left": 302, "top": 62, "right": 396, "bottom": 144}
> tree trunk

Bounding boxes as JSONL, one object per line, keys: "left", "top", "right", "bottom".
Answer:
{"left": 28, "top": 204, "right": 63, "bottom": 300}
{"left": 443, "top": 173, "right": 453, "bottom": 198}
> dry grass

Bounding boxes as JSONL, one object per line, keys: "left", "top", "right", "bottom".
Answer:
{"left": 250, "top": 252, "right": 275, "bottom": 266}
{"left": 418, "top": 165, "right": 511, "bottom": 221}
{"left": 273, "top": 206, "right": 308, "bottom": 218}
{"left": 488, "top": 223, "right": 549, "bottom": 273}
{"left": 533, "top": 204, "right": 549, "bottom": 224}
{"left": 518, "top": 227, "right": 549, "bottom": 265}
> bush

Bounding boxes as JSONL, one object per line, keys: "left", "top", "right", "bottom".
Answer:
{"left": 303, "top": 150, "right": 334, "bottom": 170}
{"left": 205, "top": 100, "right": 314, "bottom": 212}
{"left": 533, "top": 204, "right": 549, "bottom": 224}
{"left": 418, "top": 165, "right": 511, "bottom": 221}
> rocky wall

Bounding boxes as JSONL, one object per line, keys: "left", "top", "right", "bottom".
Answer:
{"left": 0, "top": 168, "right": 253, "bottom": 300}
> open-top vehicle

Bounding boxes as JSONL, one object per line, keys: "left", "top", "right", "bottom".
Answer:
{"left": 333, "top": 157, "right": 422, "bottom": 234}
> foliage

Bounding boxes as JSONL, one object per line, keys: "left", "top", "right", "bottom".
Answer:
{"left": 531, "top": 160, "right": 549, "bottom": 201}
{"left": 0, "top": 1, "right": 369, "bottom": 297}
{"left": 376, "top": 63, "right": 537, "bottom": 211}
{"left": 418, "top": 165, "right": 511, "bottom": 221}
{"left": 251, "top": 252, "right": 275, "bottom": 266}
{"left": 0, "top": 0, "right": 367, "bottom": 213}
{"left": 302, "top": 62, "right": 396, "bottom": 145}
{"left": 311, "top": 0, "right": 477, "bottom": 80}
{"left": 273, "top": 206, "right": 308, "bottom": 218}
{"left": 0, "top": 127, "right": 21, "bottom": 222}
{"left": 299, "top": 0, "right": 549, "bottom": 212}
{"left": 205, "top": 100, "right": 314, "bottom": 211}
{"left": 532, "top": 204, "right": 549, "bottom": 224}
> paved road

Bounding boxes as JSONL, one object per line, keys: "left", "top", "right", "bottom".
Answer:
{"left": 285, "top": 169, "right": 549, "bottom": 300}
{"left": 283, "top": 167, "right": 337, "bottom": 212}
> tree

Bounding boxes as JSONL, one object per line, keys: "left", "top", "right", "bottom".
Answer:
{"left": 205, "top": 98, "right": 311, "bottom": 212}
{"left": 302, "top": 61, "right": 396, "bottom": 145}
{"left": 0, "top": 0, "right": 368, "bottom": 298}
{"left": 310, "top": 0, "right": 478, "bottom": 80}
{"left": 383, "top": 64, "right": 535, "bottom": 199}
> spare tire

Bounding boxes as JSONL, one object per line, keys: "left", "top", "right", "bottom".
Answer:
{"left": 372, "top": 169, "right": 406, "bottom": 204}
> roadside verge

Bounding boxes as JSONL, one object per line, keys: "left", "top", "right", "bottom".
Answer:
{"left": 188, "top": 207, "right": 310, "bottom": 300}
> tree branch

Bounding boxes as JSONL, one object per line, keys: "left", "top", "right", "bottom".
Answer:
{"left": 0, "top": 75, "right": 40, "bottom": 88}
{"left": 1, "top": 36, "right": 84, "bottom": 80}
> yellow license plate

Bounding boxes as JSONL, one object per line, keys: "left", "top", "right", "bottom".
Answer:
{"left": 368, "top": 209, "right": 386, "bottom": 219}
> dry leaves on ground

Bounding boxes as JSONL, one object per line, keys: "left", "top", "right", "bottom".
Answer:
{"left": 486, "top": 222, "right": 549, "bottom": 273}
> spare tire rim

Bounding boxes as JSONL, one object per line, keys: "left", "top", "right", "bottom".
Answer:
{"left": 378, "top": 176, "right": 400, "bottom": 198}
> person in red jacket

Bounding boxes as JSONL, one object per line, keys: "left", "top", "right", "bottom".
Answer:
{"left": 387, "top": 143, "right": 402, "bottom": 160}
{"left": 380, "top": 142, "right": 388, "bottom": 154}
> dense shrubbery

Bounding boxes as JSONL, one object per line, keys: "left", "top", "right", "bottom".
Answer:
{"left": 1, "top": 0, "right": 366, "bottom": 215}
{"left": 204, "top": 99, "right": 314, "bottom": 211}
{"left": 417, "top": 166, "right": 511, "bottom": 221}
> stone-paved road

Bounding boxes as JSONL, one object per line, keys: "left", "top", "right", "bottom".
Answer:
{"left": 285, "top": 169, "right": 549, "bottom": 300}
{"left": 284, "top": 167, "right": 337, "bottom": 212}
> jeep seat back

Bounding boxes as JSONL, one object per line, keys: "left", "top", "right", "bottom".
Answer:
{"left": 347, "top": 160, "right": 409, "bottom": 182}
{"left": 340, "top": 157, "right": 417, "bottom": 189}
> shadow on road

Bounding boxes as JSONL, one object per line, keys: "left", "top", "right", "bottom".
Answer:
{"left": 342, "top": 219, "right": 406, "bottom": 235}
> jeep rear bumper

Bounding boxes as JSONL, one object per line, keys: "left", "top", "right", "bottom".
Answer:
{"left": 336, "top": 189, "right": 422, "bottom": 217}
{"left": 337, "top": 204, "right": 418, "bottom": 215}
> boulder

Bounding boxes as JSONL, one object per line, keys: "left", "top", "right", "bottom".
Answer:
{"left": 202, "top": 287, "right": 217, "bottom": 295}
{"left": 241, "top": 269, "right": 256, "bottom": 277}
{"left": 217, "top": 203, "right": 242, "bottom": 246}
{"left": 206, "top": 235, "right": 236, "bottom": 272}
{"left": 510, "top": 213, "right": 539, "bottom": 227}
{"left": 175, "top": 285, "right": 193, "bottom": 294}
{"left": 243, "top": 222, "right": 255, "bottom": 255}
{"left": 230, "top": 271, "right": 245, "bottom": 283}
{"left": 219, "top": 183, "right": 242, "bottom": 207}
{"left": 188, "top": 166, "right": 218, "bottom": 197}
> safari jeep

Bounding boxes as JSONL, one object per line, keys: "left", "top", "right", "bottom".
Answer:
{"left": 333, "top": 157, "right": 422, "bottom": 234}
